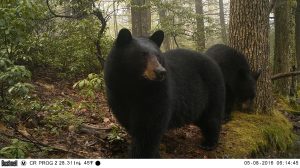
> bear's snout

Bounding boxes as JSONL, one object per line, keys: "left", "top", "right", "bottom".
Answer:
{"left": 143, "top": 55, "right": 166, "bottom": 81}
{"left": 154, "top": 66, "right": 166, "bottom": 81}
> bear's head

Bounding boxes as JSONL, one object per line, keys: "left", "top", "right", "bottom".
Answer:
{"left": 113, "top": 28, "right": 166, "bottom": 81}
{"left": 236, "top": 69, "right": 261, "bottom": 112}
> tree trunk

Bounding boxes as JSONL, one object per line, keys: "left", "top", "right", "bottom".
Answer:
{"left": 195, "top": 0, "right": 205, "bottom": 51}
{"left": 269, "top": 0, "right": 277, "bottom": 14}
{"left": 296, "top": 0, "right": 300, "bottom": 77}
{"left": 290, "top": 0, "right": 297, "bottom": 95}
{"left": 218, "top": 0, "right": 227, "bottom": 44}
{"left": 131, "top": 0, "right": 151, "bottom": 36}
{"left": 229, "top": 0, "right": 272, "bottom": 114}
{"left": 273, "top": 0, "right": 295, "bottom": 95}
{"left": 158, "top": 7, "right": 171, "bottom": 50}
{"left": 113, "top": 0, "right": 118, "bottom": 37}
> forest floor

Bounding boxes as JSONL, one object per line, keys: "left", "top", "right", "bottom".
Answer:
{"left": 28, "top": 74, "right": 214, "bottom": 158}
{"left": 0, "top": 72, "right": 299, "bottom": 158}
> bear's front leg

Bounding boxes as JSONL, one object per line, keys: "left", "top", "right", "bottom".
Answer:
{"left": 127, "top": 100, "right": 170, "bottom": 158}
{"left": 129, "top": 134, "right": 161, "bottom": 158}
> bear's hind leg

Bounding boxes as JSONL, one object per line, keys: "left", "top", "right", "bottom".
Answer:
{"left": 223, "top": 87, "right": 235, "bottom": 123}
{"left": 224, "top": 95, "right": 234, "bottom": 123}
{"left": 196, "top": 112, "right": 222, "bottom": 151}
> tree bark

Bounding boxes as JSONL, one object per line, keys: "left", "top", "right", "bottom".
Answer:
{"left": 195, "top": 0, "right": 205, "bottom": 51}
{"left": 218, "top": 0, "right": 227, "bottom": 44}
{"left": 296, "top": 0, "right": 300, "bottom": 77}
{"left": 273, "top": 0, "right": 294, "bottom": 95}
{"left": 229, "top": 0, "right": 272, "bottom": 114}
{"left": 158, "top": 6, "right": 171, "bottom": 50}
{"left": 113, "top": 0, "right": 118, "bottom": 37}
{"left": 131, "top": 0, "right": 151, "bottom": 36}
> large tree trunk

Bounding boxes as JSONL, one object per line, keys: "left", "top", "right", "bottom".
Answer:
{"left": 296, "top": 0, "right": 300, "bottom": 77}
{"left": 158, "top": 5, "right": 171, "bottom": 50}
{"left": 195, "top": 0, "right": 205, "bottom": 51}
{"left": 229, "top": 0, "right": 272, "bottom": 114}
{"left": 219, "top": 0, "right": 227, "bottom": 44}
{"left": 131, "top": 0, "right": 151, "bottom": 36}
{"left": 273, "top": 0, "right": 295, "bottom": 95}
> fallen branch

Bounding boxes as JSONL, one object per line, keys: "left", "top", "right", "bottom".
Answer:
{"left": 278, "top": 109, "right": 300, "bottom": 115}
{"left": 0, "top": 131, "right": 85, "bottom": 158}
{"left": 79, "top": 123, "right": 111, "bottom": 135}
{"left": 0, "top": 117, "right": 86, "bottom": 158}
{"left": 1, "top": 117, "right": 42, "bottom": 151}
{"left": 271, "top": 71, "right": 300, "bottom": 80}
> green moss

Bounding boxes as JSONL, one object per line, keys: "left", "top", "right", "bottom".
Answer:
{"left": 212, "top": 111, "right": 296, "bottom": 158}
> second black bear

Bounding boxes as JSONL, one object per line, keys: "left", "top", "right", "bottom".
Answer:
{"left": 104, "top": 29, "right": 225, "bottom": 158}
{"left": 205, "top": 44, "right": 261, "bottom": 122}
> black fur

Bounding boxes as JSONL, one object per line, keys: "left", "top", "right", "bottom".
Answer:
{"left": 206, "top": 44, "right": 260, "bottom": 122}
{"left": 104, "top": 29, "right": 225, "bottom": 158}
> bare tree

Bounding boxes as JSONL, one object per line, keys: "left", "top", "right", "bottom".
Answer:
{"left": 131, "top": 0, "right": 151, "bottom": 36}
{"left": 113, "top": 0, "right": 118, "bottom": 37}
{"left": 195, "top": 0, "right": 205, "bottom": 51}
{"left": 273, "top": 0, "right": 295, "bottom": 95}
{"left": 158, "top": 5, "right": 171, "bottom": 50}
{"left": 296, "top": 0, "right": 300, "bottom": 76}
{"left": 219, "top": 0, "right": 227, "bottom": 44}
{"left": 229, "top": 0, "right": 272, "bottom": 113}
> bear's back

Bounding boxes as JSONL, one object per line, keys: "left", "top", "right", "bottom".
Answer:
{"left": 206, "top": 44, "right": 250, "bottom": 87}
{"left": 207, "top": 44, "right": 249, "bottom": 68}
{"left": 164, "top": 49, "right": 224, "bottom": 128}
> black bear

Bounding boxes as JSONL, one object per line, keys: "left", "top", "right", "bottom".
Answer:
{"left": 104, "top": 28, "right": 225, "bottom": 158}
{"left": 205, "top": 44, "right": 261, "bottom": 122}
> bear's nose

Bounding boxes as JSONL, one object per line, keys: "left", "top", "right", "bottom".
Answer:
{"left": 154, "top": 67, "right": 166, "bottom": 81}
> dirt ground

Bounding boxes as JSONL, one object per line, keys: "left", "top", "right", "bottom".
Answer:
{"left": 28, "top": 76, "right": 224, "bottom": 158}
{"left": 1, "top": 73, "right": 298, "bottom": 158}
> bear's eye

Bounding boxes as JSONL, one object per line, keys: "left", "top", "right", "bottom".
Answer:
{"left": 157, "top": 55, "right": 163, "bottom": 63}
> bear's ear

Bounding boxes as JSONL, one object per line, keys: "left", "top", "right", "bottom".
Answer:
{"left": 252, "top": 69, "right": 262, "bottom": 81}
{"left": 149, "top": 30, "right": 164, "bottom": 48}
{"left": 116, "top": 28, "right": 132, "bottom": 47}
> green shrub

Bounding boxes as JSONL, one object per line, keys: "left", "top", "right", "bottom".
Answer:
{"left": 0, "top": 139, "right": 31, "bottom": 158}
{"left": 0, "top": 57, "right": 32, "bottom": 101}
{"left": 42, "top": 100, "right": 84, "bottom": 134}
{"left": 0, "top": 56, "right": 34, "bottom": 123}
{"left": 107, "top": 124, "right": 126, "bottom": 143}
{"left": 73, "top": 73, "right": 104, "bottom": 99}
{"left": 30, "top": 17, "right": 114, "bottom": 79}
